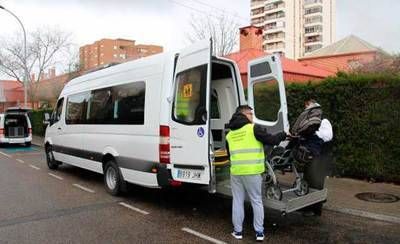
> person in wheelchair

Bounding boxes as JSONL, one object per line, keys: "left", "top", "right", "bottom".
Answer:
{"left": 290, "top": 98, "right": 332, "bottom": 163}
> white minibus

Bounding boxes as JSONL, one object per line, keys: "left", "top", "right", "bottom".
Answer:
{"left": 45, "top": 40, "right": 317, "bottom": 203}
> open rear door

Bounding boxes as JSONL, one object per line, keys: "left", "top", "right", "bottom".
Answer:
{"left": 247, "top": 54, "right": 289, "bottom": 134}
{"left": 169, "top": 39, "right": 212, "bottom": 186}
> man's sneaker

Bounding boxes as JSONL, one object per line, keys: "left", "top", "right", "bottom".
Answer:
{"left": 231, "top": 231, "right": 243, "bottom": 240}
{"left": 255, "top": 231, "right": 264, "bottom": 241}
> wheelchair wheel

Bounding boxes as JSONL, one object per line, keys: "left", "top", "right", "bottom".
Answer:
{"left": 266, "top": 184, "right": 283, "bottom": 201}
{"left": 294, "top": 179, "right": 309, "bottom": 196}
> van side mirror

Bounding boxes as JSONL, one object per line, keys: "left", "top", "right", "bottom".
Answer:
{"left": 43, "top": 113, "right": 50, "bottom": 125}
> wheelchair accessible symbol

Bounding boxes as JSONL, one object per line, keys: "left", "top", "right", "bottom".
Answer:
{"left": 197, "top": 127, "right": 205, "bottom": 138}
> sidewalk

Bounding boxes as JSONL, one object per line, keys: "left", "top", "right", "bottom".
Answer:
{"left": 32, "top": 135, "right": 44, "bottom": 147}
{"left": 30, "top": 135, "right": 400, "bottom": 224}
{"left": 324, "top": 177, "right": 400, "bottom": 224}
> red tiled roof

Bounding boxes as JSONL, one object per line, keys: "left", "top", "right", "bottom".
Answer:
{"left": 225, "top": 48, "right": 334, "bottom": 78}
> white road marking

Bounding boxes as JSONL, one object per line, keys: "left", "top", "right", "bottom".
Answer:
{"left": 0, "top": 151, "right": 11, "bottom": 158}
{"left": 119, "top": 202, "right": 149, "bottom": 215}
{"left": 16, "top": 159, "right": 24, "bottom": 164}
{"left": 181, "top": 227, "right": 227, "bottom": 244}
{"left": 48, "top": 173, "right": 63, "bottom": 180}
{"left": 29, "top": 164, "right": 40, "bottom": 170}
{"left": 72, "top": 184, "right": 95, "bottom": 193}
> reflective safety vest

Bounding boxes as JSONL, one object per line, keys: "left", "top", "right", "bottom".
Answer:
{"left": 226, "top": 123, "right": 265, "bottom": 175}
{"left": 175, "top": 93, "right": 190, "bottom": 120}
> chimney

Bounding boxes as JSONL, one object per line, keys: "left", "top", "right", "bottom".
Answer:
{"left": 239, "top": 25, "right": 263, "bottom": 51}
{"left": 49, "top": 68, "right": 56, "bottom": 79}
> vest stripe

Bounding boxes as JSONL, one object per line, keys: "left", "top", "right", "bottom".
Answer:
{"left": 230, "top": 159, "right": 265, "bottom": 165}
{"left": 230, "top": 148, "right": 263, "bottom": 156}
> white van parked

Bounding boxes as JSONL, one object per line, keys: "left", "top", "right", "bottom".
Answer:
{"left": 0, "top": 108, "right": 32, "bottom": 146}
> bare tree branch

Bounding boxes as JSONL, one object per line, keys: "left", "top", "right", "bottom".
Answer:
{"left": 0, "top": 27, "right": 73, "bottom": 102}
{"left": 185, "top": 12, "right": 239, "bottom": 56}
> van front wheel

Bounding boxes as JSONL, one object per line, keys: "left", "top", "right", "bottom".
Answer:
{"left": 46, "top": 145, "right": 58, "bottom": 170}
{"left": 104, "top": 161, "right": 125, "bottom": 196}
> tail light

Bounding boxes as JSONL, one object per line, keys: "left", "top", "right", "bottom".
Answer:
{"left": 0, "top": 129, "right": 4, "bottom": 138}
{"left": 159, "top": 125, "right": 170, "bottom": 164}
{"left": 28, "top": 128, "right": 32, "bottom": 136}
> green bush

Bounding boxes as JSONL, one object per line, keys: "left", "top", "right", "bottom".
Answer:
{"left": 29, "top": 109, "right": 53, "bottom": 136}
{"left": 256, "top": 73, "right": 400, "bottom": 183}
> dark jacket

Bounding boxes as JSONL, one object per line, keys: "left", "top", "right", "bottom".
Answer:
{"left": 226, "top": 112, "right": 287, "bottom": 154}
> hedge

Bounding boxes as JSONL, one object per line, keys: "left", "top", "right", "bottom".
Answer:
{"left": 255, "top": 73, "right": 400, "bottom": 183}
{"left": 29, "top": 109, "right": 52, "bottom": 137}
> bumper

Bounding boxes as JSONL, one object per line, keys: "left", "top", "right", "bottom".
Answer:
{"left": 0, "top": 135, "right": 32, "bottom": 144}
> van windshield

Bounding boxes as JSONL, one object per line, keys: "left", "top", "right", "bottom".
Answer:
{"left": 173, "top": 64, "right": 207, "bottom": 125}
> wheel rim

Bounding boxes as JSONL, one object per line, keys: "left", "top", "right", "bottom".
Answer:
{"left": 106, "top": 167, "right": 118, "bottom": 190}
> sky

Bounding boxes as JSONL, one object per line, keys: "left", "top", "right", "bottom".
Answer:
{"left": 0, "top": 0, "right": 399, "bottom": 76}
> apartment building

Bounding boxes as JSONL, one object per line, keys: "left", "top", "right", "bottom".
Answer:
{"left": 251, "top": 0, "right": 336, "bottom": 59}
{"left": 79, "top": 38, "right": 163, "bottom": 71}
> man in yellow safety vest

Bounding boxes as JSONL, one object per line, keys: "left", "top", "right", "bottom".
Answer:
{"left": 226, "top": 105, "right": 286, "bottom": 241}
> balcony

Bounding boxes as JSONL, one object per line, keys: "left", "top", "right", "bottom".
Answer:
{"left": 265, "top": 11, "right": 285, "bottom": 21}
{"left": 304, "top": 15, "right": 323, "bottom": 26}
{"left": 304, "top": 25, "right": 323, "bottom": 36}
{"left": 305, "top": 44, "right": 323, "bottom": 53}
{"left": 251, "top": 0, "right": 265, "bottom": 10}
{"left": 263, "top": 32, "right": 285, "bottom": 44}
{"left": 251, "top": 17, "right": 265, "bottom": 25}
{"left": 304, "top": 6, "right": 323, "bottom": 16}
{"left": 265, "top": 2, "right": 285, "bottom": 14}
{"left": 265, "top": 42, "right": 285, "bottom": 50}
{"left": 304, "top": 35, "right": 323, "bottom": 45}
{"left": 304, "top": 0, "right": 323, "bottom": 6}
{"left": 264, "top": 21, "right": 286, "bottom": 34}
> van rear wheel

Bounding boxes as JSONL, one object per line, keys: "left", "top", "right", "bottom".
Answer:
{"left": 46, "top": 145, "right": 58, "bottom": 170}
{"left": 104, "top": 160, "right": 125, "bottom": 196}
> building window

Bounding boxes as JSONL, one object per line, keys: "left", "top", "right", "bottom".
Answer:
{"left": 113, "top": 54, "right": 117, "bottom": 58}
{"left": 113, "top": 45, "right": 117, "bottom": 50}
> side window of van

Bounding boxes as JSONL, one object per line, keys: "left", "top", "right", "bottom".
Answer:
{"left": 66, "top": 92, "right": 90, "bottom": 124}
{"left": 86, "top": 82, "right": 146, "bottom": 125}
{"left": 52, "top": 98, "right": 64, "bottom": 123}
{"left": 173, "top": 65, "right": 207, "bottom": 124}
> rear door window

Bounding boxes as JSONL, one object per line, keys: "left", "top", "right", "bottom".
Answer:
{"left": 172, "top": 65, "right": 207, "bottom": 124}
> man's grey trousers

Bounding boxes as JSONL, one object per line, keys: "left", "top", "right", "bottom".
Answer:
{"left": 231, "top": 174, "right": 264, "bottom": 233}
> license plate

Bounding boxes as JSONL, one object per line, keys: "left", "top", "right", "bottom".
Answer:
{"left": 176, "top": 169, "right": 202, "bottom": 180}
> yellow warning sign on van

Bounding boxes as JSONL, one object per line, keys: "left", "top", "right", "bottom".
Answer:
{"left": 183, "top": 84, "right": 193, "bottom": 98}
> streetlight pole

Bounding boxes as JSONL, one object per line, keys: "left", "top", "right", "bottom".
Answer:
{"left": 0, "top": 5, "right": 28, "bottom": 108}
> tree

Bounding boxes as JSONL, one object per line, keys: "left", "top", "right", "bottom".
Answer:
{"left": 350, "top": 52, "right": 400, "bottom": 75}
{"left": 185, "top": 12, "right": 240, "bottom": 56}
{"left": 0, "top": 27, "right": 73, "bottom": 103}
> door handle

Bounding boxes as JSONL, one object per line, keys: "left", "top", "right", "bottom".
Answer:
{"left": 57, "top": 127, "right": 62, "bottom": 130}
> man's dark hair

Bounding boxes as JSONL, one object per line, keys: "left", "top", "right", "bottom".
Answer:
{"left": 235, "top": 105, "right": 253, "bottom": 114}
